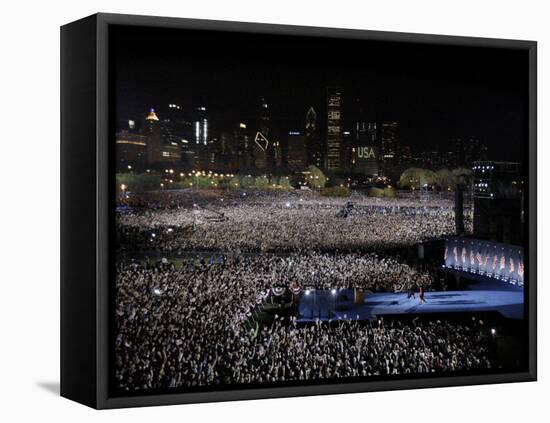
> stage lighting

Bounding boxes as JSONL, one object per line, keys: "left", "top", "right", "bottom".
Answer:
{"left": 491, "top": 328, "right": 496, "bottom": 335}
{"left": 331, "top": 289, "right": 337, "bottom": 295}
{"left": 305, "top": 290, "right": 311, "bottom": 296}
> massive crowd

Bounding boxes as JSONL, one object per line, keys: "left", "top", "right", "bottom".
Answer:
{"left": 115, "top": 260, "right": 492, "bottom": 391}
{"left": 114, "top": 189, "right": 488, "bottom": 392}
{"left": 117, "top": 190, "right": 472, "bottom": 253}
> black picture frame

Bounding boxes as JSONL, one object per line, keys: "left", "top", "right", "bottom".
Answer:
{"left": 60, "top": 12, "right": 537, "bottom": 409}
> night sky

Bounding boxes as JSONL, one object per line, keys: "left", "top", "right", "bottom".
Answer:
{"left": 112, "top": 24, "right": 529, "bottom": 161}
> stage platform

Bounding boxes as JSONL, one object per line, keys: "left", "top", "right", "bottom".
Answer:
{"left": 297, "top": 277, "right": 524, "bottom": 322}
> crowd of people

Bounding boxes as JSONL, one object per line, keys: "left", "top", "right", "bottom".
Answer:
{"left": 238, "top": 252, "right": 434, "bottom": 292}
{"left": 117, "top": 190, "right": 472, "bottom": 253}
{"left": 115, "top": 260, "right": 492, "bottom": 391}
{"left": 114, "top": 189, "right": 489, "bottom": 392}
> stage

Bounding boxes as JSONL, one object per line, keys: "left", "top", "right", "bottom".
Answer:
{"left": 297, "top": 276, "right": 524, "bottom": 322}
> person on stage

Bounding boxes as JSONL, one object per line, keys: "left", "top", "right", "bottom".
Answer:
{"left": 419, "top": 286, "right": 426, "bottom": 304}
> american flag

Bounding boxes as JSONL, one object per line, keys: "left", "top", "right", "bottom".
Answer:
{"left": 518, "top": 260, "right": 524, "bottom": 278}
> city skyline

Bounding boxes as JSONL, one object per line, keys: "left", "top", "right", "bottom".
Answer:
{"left": 115, "top": 99, "right": 492, "bottom": 177}
{"left": 113, "top": 25, "right": 529, "bottom": 162}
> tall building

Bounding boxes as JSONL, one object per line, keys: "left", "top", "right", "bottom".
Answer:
{"left": 235, "top": 122, "right": 252, "bottom": 171}
{"left": 273, "top": 140, "right": 283, "bottom": 168}
{"left": 351, "top": 145, "right": 379, "bottom": 176}
{"left": 162, "top": 103, "right": 197, "bottom": 169}
{"left": 144, "top": 108, "right": 181, "bottom": 167}
{"left": 161, "top": 103, "right": 186, "bottom": 143}
{"left": 253, "top": 131, "right": 270, "bottom": 170}
{"left": 473, "top": 161, "right": 523, "bottom": 244}
{"left": 341, "top": 129, "right": 353, "bottom": 173}
{"left": 209, "top": 131, "right": 236, "bottom": 172}
{"left": 115, "top": 130, "right": 148, "bottom": 170}
{"left": 326, "top": 87, "right": 343, "bottom": 171}
{"left": 256, "top": 98, "right": 274, "bottom": 171}
{"left": 305, "top": 106, "right": 323, "bottom": 168}
{"left": 194, "top": 106, "right": 208, "bottom": 146}
{"left": 287, "top": 131, "right": 308, "bottom": 171}
{"left": 380, "top": 121, "right": 398, "bottom": 174}
{"left": 192, "top": 106, "right": 211, "bottom": 169}
{"left": 366, "top": 122, "right": 378, "bottom": 145}
{"left": 259, "top": 98, "right": 270, "bottom": 137}
{"left": 144, "top": 108, "right": 162, "bottom": 165}
{"left": 350, "top": 121, "right": 379, "bottom": 175}
{"left": 144, "top": 107, "right": 160, "bottom": 133}
{"left": 218, "top": 131, "right": 233, "bottom": 156}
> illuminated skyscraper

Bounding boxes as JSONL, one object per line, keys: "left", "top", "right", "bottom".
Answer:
{"left": 145, "top": 108, "right": 162, "bottom": 165}
{"left": 253, "top": 131, "right": 270, "bottom": 170}
{"left": 326, "top": 87, "right": 343, "bottom": 171}
{"left": 354, "top": 121, "right": 378, "bottom": 145}
{"left": 350, "top": 122, "right": 379, "bottom": 175}
{"left": 162, "top": 103, "right": 195, "bottom": 169}
{"left": 380, "top": 121, "right": 398, "bottom": 174}
{"left": 144, "top": 108, "right": 181, "bottom": 166}
{"left": 259, "top": 97, "right": 270, "bottom": 137}
{"left": 305, "top": 106, "right": 323, "bottom": 168}
{"left": 145, "top": 107, "right": 160, "bottom": 132}
{"left": 194, "top": 106, "right": 208, "bottom": 145}
{"left": 246, "top": 97, "right": 274, "bottom": 171}
{"left": 161, "top": 103, "right": 187, "bottom": 147}
{"left": 234, "top": 122, "right": 252, "bottom": 170}
{"left": 255, "top": 98, "right": 273, "bottom": 170}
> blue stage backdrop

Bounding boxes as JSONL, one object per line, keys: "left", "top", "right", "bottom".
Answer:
{"left": 443, "top": 237, "right": 524, "bottom": 286}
